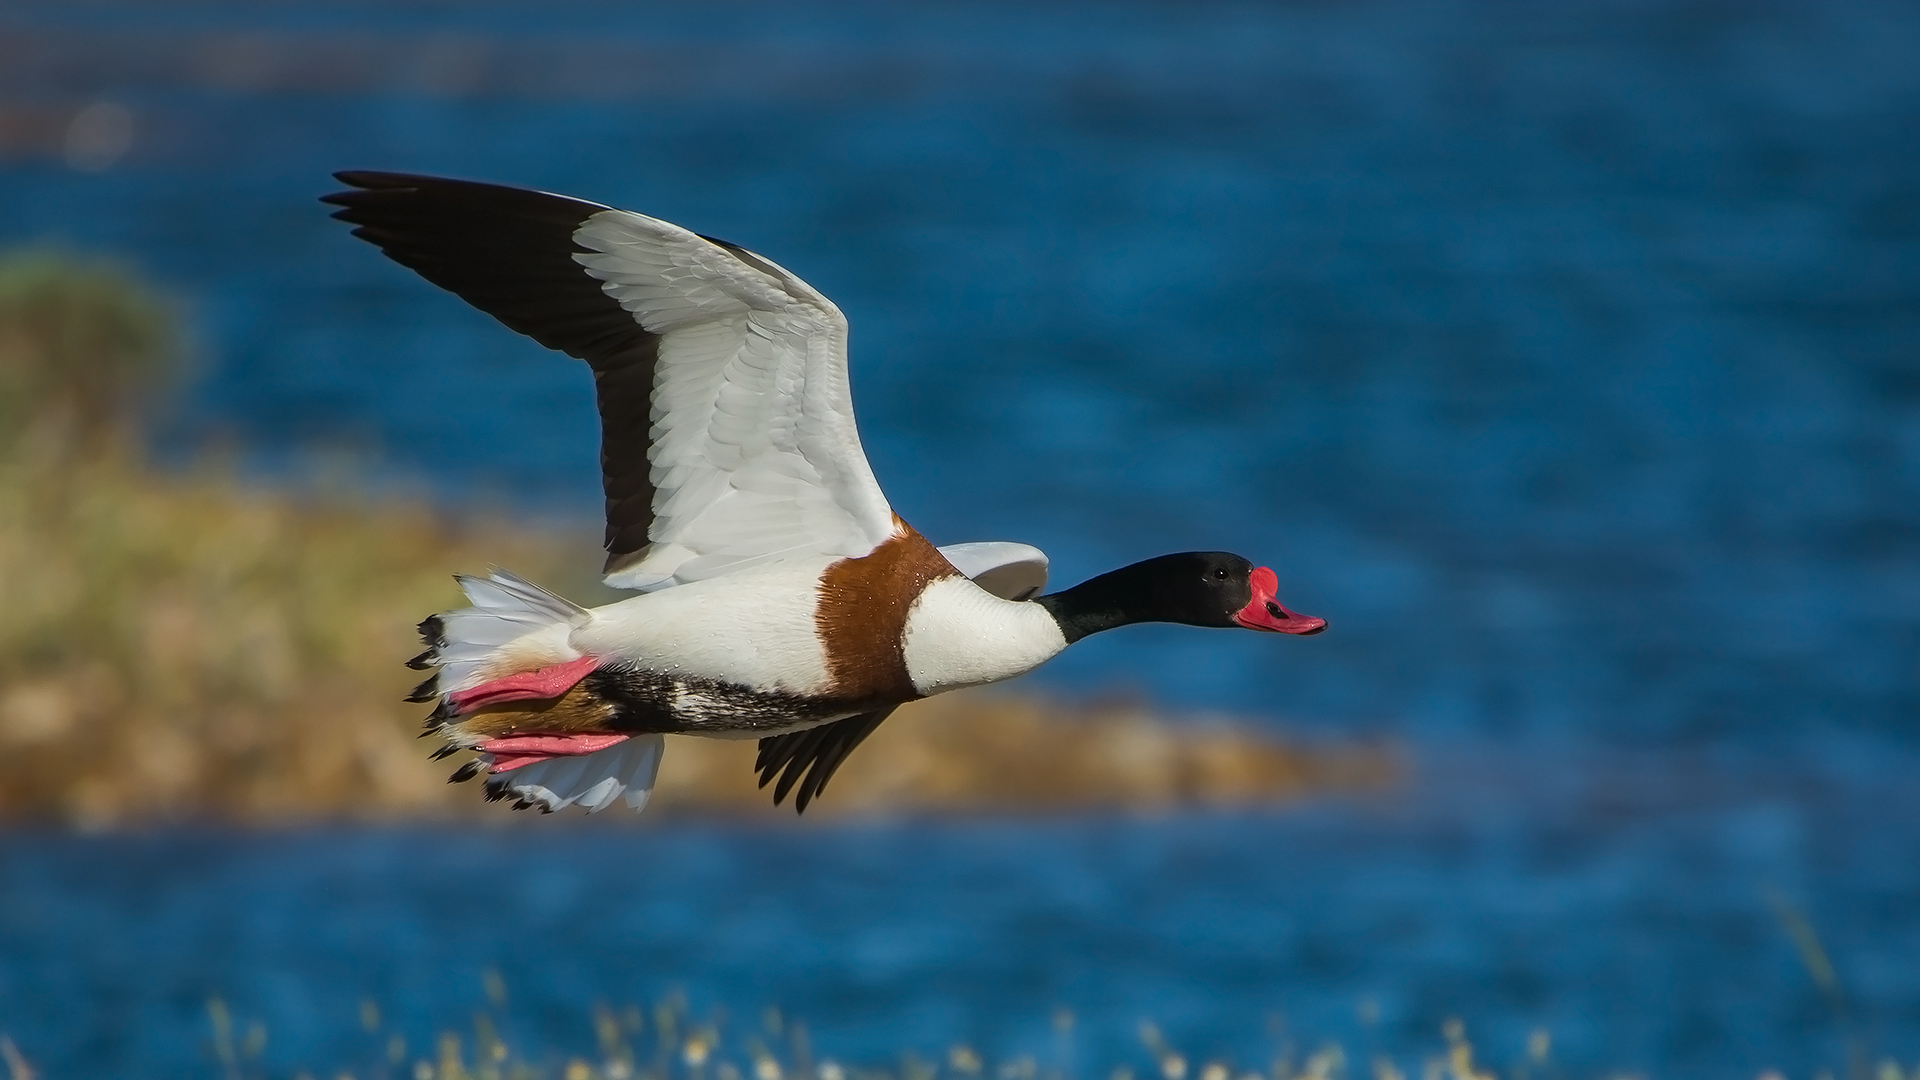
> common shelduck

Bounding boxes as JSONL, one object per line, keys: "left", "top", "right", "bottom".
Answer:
{"left": 323, "top": 172, "right": 1327, "bottom": 815}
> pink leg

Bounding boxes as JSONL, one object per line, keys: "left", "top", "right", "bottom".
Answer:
{"left": 481, "top": 733, "right": 632, "bottom": 773}
{"left": 447, "top": 656, "right": 599, "bottom": 714}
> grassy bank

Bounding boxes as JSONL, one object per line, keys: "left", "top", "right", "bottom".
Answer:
{"left": 0, "top": 252, "right": 1393, "bottom": 825}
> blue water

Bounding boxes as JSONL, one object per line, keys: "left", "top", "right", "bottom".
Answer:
{"left": 5, "top": 760, "right": 1918, "bottom": 1079}
{"left": 1, "top": 1, "right": 1917, "bottom": 1075}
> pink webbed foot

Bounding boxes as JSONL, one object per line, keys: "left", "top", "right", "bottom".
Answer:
{"left": 479, "top": 732, "right": 632, "bottom": 773}
{"left": 442, "top": 657, "right": 627, "bottom": 775}
{"left": 446, "top": 656, "right": 599, "bottom": 714}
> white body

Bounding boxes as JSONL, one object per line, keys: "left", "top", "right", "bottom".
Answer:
{"left": 576, "top": 554, "right": 843, "bottom": 695}
{"left": 434, "top": 545, "right": 1067, "bottom": 813}
{"left": 454, "top": 547, "right": 1063, "bottom": 703}
{"left": 578, "top": 554, "right": 1066, "bottom": 700}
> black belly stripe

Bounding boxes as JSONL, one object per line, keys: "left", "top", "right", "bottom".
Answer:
{"left": 583, "top": 667, "right": 868, "bottom": 735}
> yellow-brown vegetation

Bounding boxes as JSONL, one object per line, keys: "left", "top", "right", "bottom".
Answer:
{"left": 659, "top": 693, "right": 1393, "bottom": 818}
{"left": 0, "top": 251, "right": 1395, "bottom": 826}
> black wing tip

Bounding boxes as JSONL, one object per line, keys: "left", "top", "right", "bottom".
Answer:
{"left": 322, "top": 170, "right": 612, "bottom": 215}
{"left": 773, "top": 755, "right": 810, "bottom": 807}
{"left": 321, "top": 170, "right": 415, "bottom": 211}
{"left": 321, "top": 172, "right": 441, "bottom": 220}
{"left": 332, "top": 168, "right": 408, "bottom": 187}
{"left": 327, "top": 170, "right": 465, "bottom": 196}
{"left": 755, "top": 711, "right": 897, "bottom": 815}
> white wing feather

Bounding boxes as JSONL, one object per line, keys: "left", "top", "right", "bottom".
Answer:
{"left": 937, "top": 542, "right": 1050, "bottom": 601}
{"left": 572, "top": 210, "right": 896, "bottom": 590}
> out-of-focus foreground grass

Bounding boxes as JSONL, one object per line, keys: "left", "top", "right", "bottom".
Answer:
{"left": 26, "top": 986, "right": 1905, "bottom": 1080}
{"left": 0, "top": 252, "right": 1394, "bottom": 826}
{"left": 3, "top": 989, "right": 1608, "bottom": 1080}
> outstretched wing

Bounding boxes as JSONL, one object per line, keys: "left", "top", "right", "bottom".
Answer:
{"left": 754, "top": 707, "right": 897, "bottom": 814}
{"left": 324, "top": 171, "right": 897, "bottom": 590}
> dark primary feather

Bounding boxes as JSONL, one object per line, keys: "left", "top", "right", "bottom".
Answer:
{"left": 754, "top": 708, "right": 897, "bottom": 814}
{"left": 321, "top": 171, "right": 661, "bottom": 574}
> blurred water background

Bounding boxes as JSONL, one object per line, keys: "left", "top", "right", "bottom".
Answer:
{"left": 1, "top": 1, "right": 1917, "bottom": 1076}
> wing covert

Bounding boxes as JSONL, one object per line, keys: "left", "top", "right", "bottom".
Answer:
{"left": 937, "top": 542, "right": 1050, "bottom": 600}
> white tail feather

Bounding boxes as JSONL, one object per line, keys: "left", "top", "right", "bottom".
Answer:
{"left": 433, "top": 569, "right": 588, "bottom": 692}
{"left": 458, "top": 568, "right": 587, "bottom": 622}
{"left": 488, "top": 735, "right": 667, "bottom": 814}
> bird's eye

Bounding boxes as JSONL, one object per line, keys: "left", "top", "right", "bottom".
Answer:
{"left": 1213, "top": 568, "right": 1229, "bottom": 580}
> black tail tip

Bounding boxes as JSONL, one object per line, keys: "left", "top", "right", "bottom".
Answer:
{"left": 405, "top": 675, "right": 440, "bottom": 704}
{"left": 421, "top": 700, "right": 457, "bottom": 731}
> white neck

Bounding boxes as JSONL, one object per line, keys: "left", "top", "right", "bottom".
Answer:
{"left": 900, "top": 576, "right": 1069, "bottom": 697}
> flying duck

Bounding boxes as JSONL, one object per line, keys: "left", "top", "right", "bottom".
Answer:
{"left": 323, "top": 172, "right": 1326, "bottom": 815}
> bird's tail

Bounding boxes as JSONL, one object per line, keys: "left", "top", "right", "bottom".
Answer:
{"left": 408, "top": 569, "right": 664, "bottom": 814}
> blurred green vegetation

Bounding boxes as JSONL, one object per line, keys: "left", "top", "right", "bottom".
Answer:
{"left": 0, "top": 251, "right": 1391, "bottom": 826}
{"left": 0, "top": 250, "right": 594, "bottom": 824}
{"left": 0, "top": 250, "right": 178, "bottom": 454}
